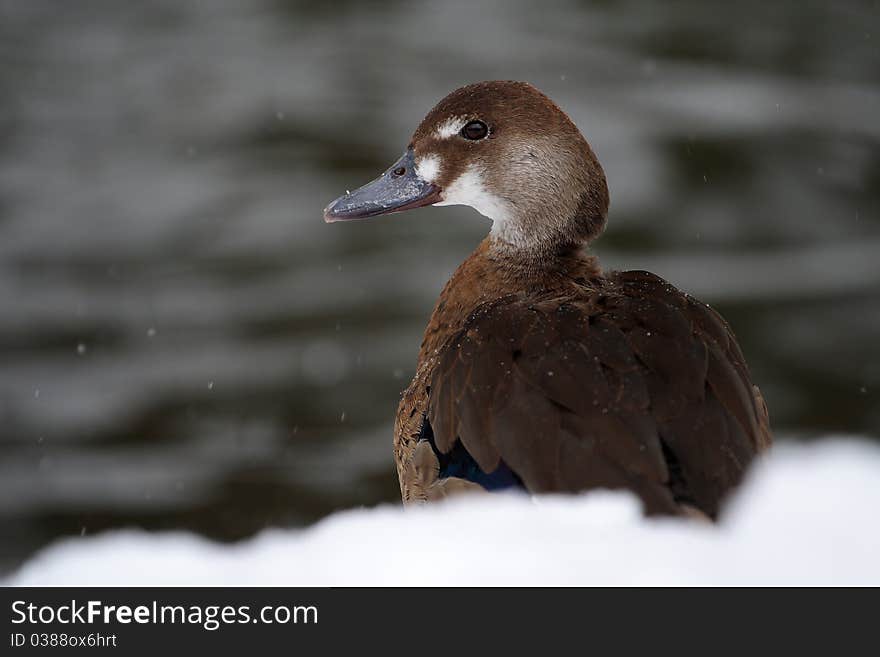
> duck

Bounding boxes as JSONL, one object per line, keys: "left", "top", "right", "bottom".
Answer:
{"left": 324, "top": 81, "right": 772, "bottom": 519}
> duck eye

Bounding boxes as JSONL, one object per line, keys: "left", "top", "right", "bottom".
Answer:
{"left": 461, "top": 120, "right": 489, "bottom": 141}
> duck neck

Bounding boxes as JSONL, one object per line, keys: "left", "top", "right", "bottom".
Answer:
{"left": 485, "top": 233, "right": 595, "bottom": 280}
{"left": 417, "top": 236, "right": 601, "bottom": 364}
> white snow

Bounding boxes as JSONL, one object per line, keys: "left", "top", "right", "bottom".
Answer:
{"left": 7, "top": 438, "right": 880, "bottom": 586}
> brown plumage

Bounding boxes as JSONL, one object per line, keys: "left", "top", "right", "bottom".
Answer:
{"left": 325, "top": 81, "right": 772, "bottom": 519}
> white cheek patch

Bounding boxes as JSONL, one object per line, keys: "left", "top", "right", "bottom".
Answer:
{"left": 435, "top": 167, "right": 512, "bottom": 228}
{"left": 414, "top": 154, "right": 440, "bottom": 184}
{"left": 435, "top": 116, "right": 468, "bottom": 140}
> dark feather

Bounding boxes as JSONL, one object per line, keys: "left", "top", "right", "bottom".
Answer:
{"left": 425, "top": 270, "right": 771, "bottom": 518}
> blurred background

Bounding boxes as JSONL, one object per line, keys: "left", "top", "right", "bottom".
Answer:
{"left": 1, "top": 0, "right": 878, "bottom": 572}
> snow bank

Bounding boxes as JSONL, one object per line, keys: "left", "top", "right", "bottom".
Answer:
{"left": 8, "top": 439, "right": 880, "bottom": 586}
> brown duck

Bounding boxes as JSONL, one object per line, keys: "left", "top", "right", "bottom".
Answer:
{"left": 325, "top": 81, "right": 771, "bottom": 519}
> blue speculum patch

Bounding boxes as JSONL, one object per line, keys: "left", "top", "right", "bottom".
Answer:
{"left": 418, "top": 417, "right": 524, "bottom": 491}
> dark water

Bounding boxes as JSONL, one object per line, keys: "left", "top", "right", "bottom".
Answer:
{"left": 1, "top": 0, "right": 878, "bottom": 571}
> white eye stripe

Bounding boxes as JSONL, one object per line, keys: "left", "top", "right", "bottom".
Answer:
{"left": 435, "top": 117, "right": 469, "bottom": 140}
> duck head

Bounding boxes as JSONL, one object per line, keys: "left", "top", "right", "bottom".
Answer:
{"left": 324, "top": 81, "right": 609, "bottom": 252}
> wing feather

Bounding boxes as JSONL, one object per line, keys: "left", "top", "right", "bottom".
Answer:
{"left": 427, "top": 270, "right": 770, "bottom": 516}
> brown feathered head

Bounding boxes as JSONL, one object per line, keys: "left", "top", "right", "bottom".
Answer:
{"left": 325, "top": 81, "right": 609, "bottom": 252}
